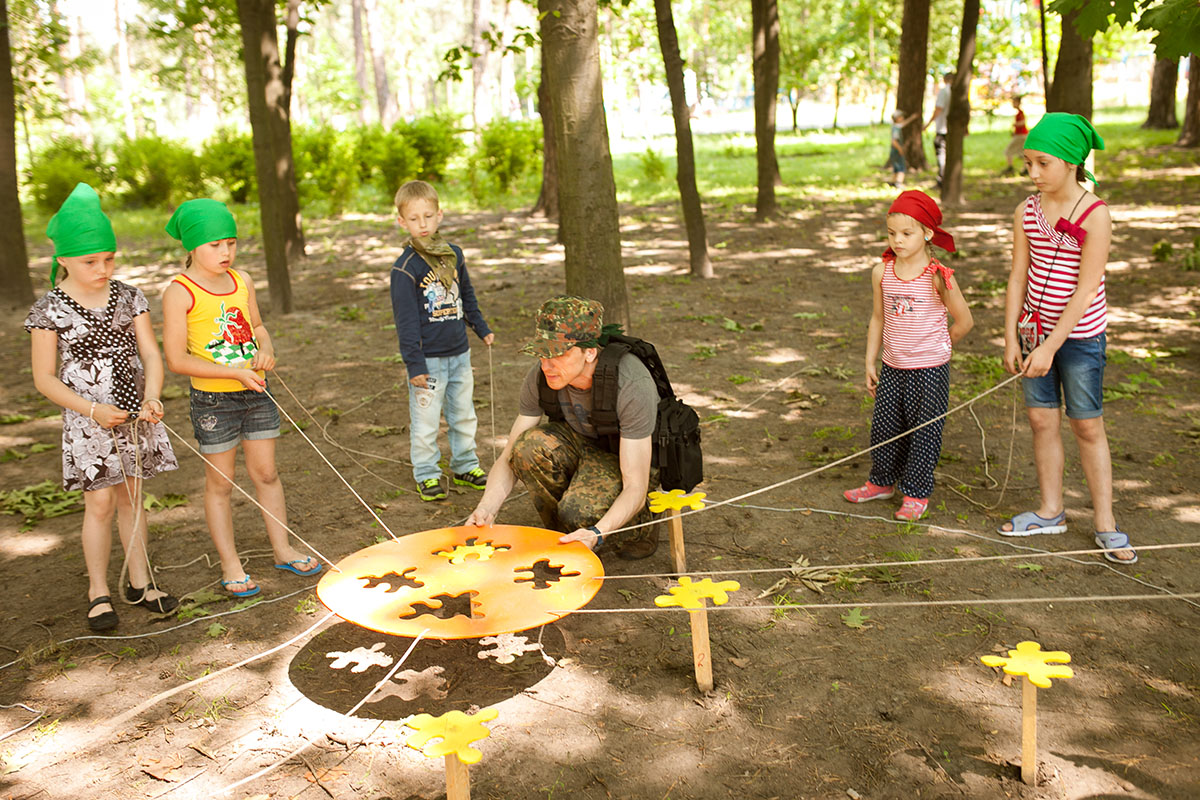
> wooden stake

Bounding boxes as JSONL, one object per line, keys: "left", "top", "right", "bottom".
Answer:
{"left": 445, "top": 753, "right": 471, "bottom": 800}
{"left": 689, "top": 600, "right": 713, "bottom": 693}
{"left": 667, "top": 508, "right": 687, "bottom": 575}
{"left": 1021, "top": 675, "right": 1037, "bottom": 785}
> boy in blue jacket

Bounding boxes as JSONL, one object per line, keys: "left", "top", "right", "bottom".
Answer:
{"left": 390, "top": 180, "right": 494, "bottom": 500}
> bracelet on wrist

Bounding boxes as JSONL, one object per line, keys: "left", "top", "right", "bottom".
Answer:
{"left": 585, "top": 525, "right": 605, "bottom": 543}
{"left": 88, "top": 401, "right": 96, "bottom": 421}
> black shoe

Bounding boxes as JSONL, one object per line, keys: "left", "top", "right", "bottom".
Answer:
{"left": 417, "top": 477, "right": 447, "bottom": 501}
{"left": 87, "top": 596, "right": 119, "bottom": 632}
{"left": 125, "top": 584, "right": 180, "bottom": 614}
{"left": 453, "top": 468, "right": 487, "bottom": 489}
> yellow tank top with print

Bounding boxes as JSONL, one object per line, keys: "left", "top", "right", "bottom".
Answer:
{"left": 172, "top": 270, "right": 263, "bottom": 392}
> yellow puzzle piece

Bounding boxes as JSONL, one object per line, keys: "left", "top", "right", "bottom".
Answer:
{"left": 405, "top": 708, "right": 499, "bottom": 765}
{"left": 648, "top": 489, "right": 707, "bottom": 514}
{"left": 435, "top": 539, "right": 509, "bottom": 565}
{"left": 981, "top": 641, "right": 1074, "bottom": 688}
{"left": 654, "top": 576, "right": 741, "bottom": 610}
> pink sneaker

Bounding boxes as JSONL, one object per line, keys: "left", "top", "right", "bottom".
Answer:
{"left": 843, "top": 482, "right": 895, "bottom": 503}
{"left": 894, "top": 496, "right": 928, "bottom": 521}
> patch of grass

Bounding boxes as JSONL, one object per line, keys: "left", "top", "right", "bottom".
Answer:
{"left": 143, "top": 492, "right": 189, "bottom": 511}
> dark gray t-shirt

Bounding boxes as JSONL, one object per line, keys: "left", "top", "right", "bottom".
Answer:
{"left": 518, "top": 354, "right": 657, "bottom": 440}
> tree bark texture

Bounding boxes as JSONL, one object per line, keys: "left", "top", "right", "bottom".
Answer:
{"left": 1179, "top": 54, "right": 1200, "bottom": 147}
{"left": 236, "top": 0, "right": 297, "bottom": 314}
{"left": 942, "top": 0, "right": 979, "bottom": 208}
{"left": 654, "top": 0, "right": 712, "bottom": 278}
{"left": 1046, "top": 6, "right": 1093, "bottom": 118}
{"left": 530, "top": 46, "right": 559, "bottom": 224}
{"left": 351, "top": 0, "right": 370, "bottom": 124}
{"left": 364, "top": 0, "right": 394, "bottom": 127}
{"left": 471, "top": 0, "right": 491, "bottom": 131}
{"left": 0, "top": 0, "right": 33, "bottom": 308}
{"left": 1144, "top": 57, "right": 1179, "bottom": 129}
{"left": 751, "top": 0, "right": 779, "bottom": 220}
{"left": 113, "top": 0, "right": 136, "bottom": 138}
{"left": 538, "top": 0, "right": 629, "bottom": 328}
{"left": 896, "top": 0, "right": 930, "bottom": 171}
{"left": 281, "top": 0, "right": 305, "bottom": 260}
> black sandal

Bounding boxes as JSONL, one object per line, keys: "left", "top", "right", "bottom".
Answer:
{"left": 87, "top": 596, "right": 119, "bottom": 632}
{"left": 125, "top": 584, "right": 180, "bottom": 615}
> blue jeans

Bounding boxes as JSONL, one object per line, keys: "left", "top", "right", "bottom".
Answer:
{"left": 408, "top": 351, "right": 480, "bottom": 482}
{"left": 1022, "top": 333, "right": 1106, "bottom": 420}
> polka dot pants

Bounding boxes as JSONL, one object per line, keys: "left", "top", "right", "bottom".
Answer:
{"left": 868, "top": 363, "right": 949, "bottom": 500}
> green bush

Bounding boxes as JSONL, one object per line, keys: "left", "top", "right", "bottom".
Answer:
{"left": 354, "top": 124, "right": 422, "bottom": 199}
{"left": 114, "top": 135, "right": 202, "bottom": 208}
{"left": 472, "top": 117, "right": 542, "bottom": 194}
{"left": 27, "top": 138, "right": 110, "bottom": 212}
{"left": 637, "top": 147, "right": 668, "bottom": 183}
{"left": 201, "top": 128, "right": 257, "bottom": 204}
{"left": 394, "top": 112, "right": 462, "bottom": 181}
{"left": 292, "top": 126, "right": 358, "bottom": 214}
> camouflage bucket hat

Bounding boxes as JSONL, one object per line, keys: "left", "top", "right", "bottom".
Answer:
{"left": 520, "top": 295, "right": 604, "bottom": 358}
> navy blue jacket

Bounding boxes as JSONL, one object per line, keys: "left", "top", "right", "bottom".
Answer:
{"left": 389, "top": 243, "right": 491, "bottom": 379}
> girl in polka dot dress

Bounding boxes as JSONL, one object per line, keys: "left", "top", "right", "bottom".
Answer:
{"left": 25, "top": 184, "right": 180, "bottom": 632}
{"left": 843, "top": 190, "right": 973, "bottom": 521}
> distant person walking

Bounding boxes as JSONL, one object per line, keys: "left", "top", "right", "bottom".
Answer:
{"left": 1001, "top": 95, "right": 1029, "bottom": 175}
{"left": 887, "top": 110, "right": 920, "bottom": 188}
{"left": 924, "top": 72, "right": 954, "bottom": 188}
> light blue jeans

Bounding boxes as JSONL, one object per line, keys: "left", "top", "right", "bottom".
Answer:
{"left": 408, "top": 351, "right": 480, "bottom": 482}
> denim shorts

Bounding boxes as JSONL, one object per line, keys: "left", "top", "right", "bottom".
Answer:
{"left": 1022, "top": 333, "right": 1106, "bottom": 420}
{"left": 189, "top": 385, "right": 281, "bottom": 454}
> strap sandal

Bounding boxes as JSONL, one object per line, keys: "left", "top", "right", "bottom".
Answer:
{"left": 87, "top": 596, "right": 119, "bottom": 632}
{"left": 1095, "top": 529, "right": 1138, "bottom": 564}
{"left": 125, "top": 584, "right": 180, "bottom": 615}
{"left": 220, "top": 574, "right": 261, "bottom": 598}
{"left": 998, "top": 510, "right": 1067, "bottom": 537}
{"left": 274, "top": 557, "right": 323, "bottom": 577}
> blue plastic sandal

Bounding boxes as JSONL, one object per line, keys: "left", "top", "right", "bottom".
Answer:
{"left": 220, "top": 574, "right": 261, "bottom": 598}
{"left": 274, "top": 557, "right": 323, "bottom": 577}
{"left": 1095, "top": 529, "right": 1138, "bottom": 565}
{"left": 998, "top": 510, "right": 1067, "bottom": 537}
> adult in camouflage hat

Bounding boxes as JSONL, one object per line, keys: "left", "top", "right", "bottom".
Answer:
{"left": 468, "top": 296, "right": 660, "bottom": 559}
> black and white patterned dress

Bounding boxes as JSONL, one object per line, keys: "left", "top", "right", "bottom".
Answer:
{"left": 24, "top": 281, "right": 179, "bottom": 492}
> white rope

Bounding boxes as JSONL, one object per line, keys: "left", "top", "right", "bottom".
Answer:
{"left": 488, "top": 342, "right": 497, "bottom": 464}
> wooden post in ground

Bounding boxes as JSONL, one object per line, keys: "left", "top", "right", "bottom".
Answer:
{"left": 689, "top": 599, "right": 713, "bottom": 692}
{"left": 1021, "top": 676, "right": 1037, "bottom": 785}
{"left": 404, "top": 708, "right": 497, "bottom": 798}
{"left": 647, "top": 490, "right": 706, "bottom": 576}
{"left": 654, "top": 575, "right": 739, "bottom": 694}
{"left": 445, "top": 753, "right": 471, "bottom": 800}
{"left": 667, "top": 507, "right": 687, "bottom": 575}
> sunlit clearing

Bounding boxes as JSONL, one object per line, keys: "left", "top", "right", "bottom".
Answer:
{"left": 751, "top": 348, "right": 805, "bottom": 365}
{"left": 626, "top": 264, "right": 679, "bottom": 276}
{"left": 0, "top": 531, "right": 63, "bottom": 558}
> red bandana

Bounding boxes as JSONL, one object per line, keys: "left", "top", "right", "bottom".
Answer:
{"left": 883, "top": 189, "right": 956, "bottom": 257}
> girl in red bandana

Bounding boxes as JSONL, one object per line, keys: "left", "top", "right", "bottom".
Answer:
{"left": 844, "top": 190, "right": 974, "bottom": 521}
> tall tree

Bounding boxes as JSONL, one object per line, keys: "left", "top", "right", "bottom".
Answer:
{"left": 1045, "top": 5, "right": 1093, "bottom": 116}
{"left": 236, "top": 0, "right": 303, "bottom": 313}
{"left": 654, "top": 0, "right": 711, "bottom": 278}
{"left": 751, "top": 0, "right": 779, "bottom": 221}
{"left": 1180, "top": 54, "right": 1200, "bottom": 147}
{"left": 471, "top": 0, "right": 491, "bottom": 130}
{"left": 896, "top": 0, "right": 931, "bottom": 171}
{"left": 1144, "top": 56, "right": 1179, "bottom": 129}
{"left": 530, "top": 47, "right": 559, "bottom": 224}
{"left": 351, "top": 0, "right": 370, "bottom": 124}
{"left": 363, "top": 0, "right": 394, "bottom": 126}
{"left": 0, "top": 0, "right": 32, "bottom": 308}
{"left": 113, "top": 0, "right": 136, "bottom": 138}
{"left": 538, "top": 0, "right": 628, "bottom": 327}
{"left": 941, "top": 0, "right": 979, "bottom": 207}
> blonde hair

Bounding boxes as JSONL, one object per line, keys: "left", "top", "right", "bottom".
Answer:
{"left": 394, "top": 180, "right": 440, "bottom": 216}
{"left": 887, "top": 212, "right": 935, "bottom": 258}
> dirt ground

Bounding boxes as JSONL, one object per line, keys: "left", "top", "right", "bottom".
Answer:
{"left": 2, "top": 157, "right": 1199, "bottom": 800}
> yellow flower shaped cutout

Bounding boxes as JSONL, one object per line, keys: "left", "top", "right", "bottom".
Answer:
{"left": 648, "top": 489, "right": 707, "bottom": 514}
{"left": 404, "top": 708, "right": 499, "bottom": 764}
{"left": 654, "top": 576, "right": 740, "bottom": 610}
{"left": 980, "top": 641, "right": 1074, "bottom": 688}
{"left": 435, "top": 539, "right": 509, "bottom": 565}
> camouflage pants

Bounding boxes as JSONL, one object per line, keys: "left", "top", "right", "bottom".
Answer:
{"left": 509, "top": 422, "right": 656, "bottom": 552}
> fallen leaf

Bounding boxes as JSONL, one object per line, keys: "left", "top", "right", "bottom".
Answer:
{"left": 306, "top": 767, "right": 349, "bottom": 783}
{"left": 730, "top": 657, "right": 751, "bottom": 669}
{"left": 140, "top": 752, "right": 185, "bottom": 781}
{"left": 1001, "top": 674, "right": 1013, "bottom": 687}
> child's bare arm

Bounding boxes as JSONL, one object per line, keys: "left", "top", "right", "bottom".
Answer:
{"left": 935, "top": 273, "right": 974, "bottom": 345}
{"left": 31, "top": 329, "right": 128, "bottom": 427}
{"left": 242, "top": 272, "right": 275, "bottom": 372}
{"left": 133, "top": 313, "right": 166, "bottom": 422}
{"left": 864, "top": 263, "right": 886, "bottom": 396}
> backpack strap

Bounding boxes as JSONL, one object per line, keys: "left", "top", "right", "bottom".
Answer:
{"left": 536, "top": 370, "right": 564, "bottom": 421}
{"left": 591, "top": 341, "right": 629, "bottom": 440}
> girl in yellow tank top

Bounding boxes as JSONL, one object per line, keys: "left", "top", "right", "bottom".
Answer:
{"left": 162, "top": 199, "right": 322, "bottom": 598}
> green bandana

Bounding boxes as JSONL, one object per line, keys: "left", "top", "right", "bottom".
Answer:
{"left": 1023, "top": 113, "right": 1105, "bottom": 183}
{"left": 45, "top": 183, "right": 117, "bottom": 286}
{"left": 165, "top": 199, "right": 238, "bottom": 251}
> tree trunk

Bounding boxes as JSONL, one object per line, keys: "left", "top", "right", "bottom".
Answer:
{"left": 0, "top": 0, "right": 32, "bottom": 308}
{"left": 113, "top": 0, "right": 136, "bottom": 138}
{"left": 471, "top": 0, "right": 491, "bottom": 132}
{"left": 751, "top": 0, "right": 779, "bottom": 221}
{"left": 654, "top": 0, "right": 712, "bottom": 278}
{"left": 942, "top": 0, "right": 979, "bottom": 208}
{"left": 530, "top": 44, "right": 559, "bottom": 225}
{"left": 538, "top": 0, "right": 628, "bottom": 328}
{"left": 1179, "top": 54, "right": 1200, "bottom": 147}
{"left": 236, "top": 0, "right": 297, "bottom": 314}
{"left": 364, "top": 0, "right": 394, "bottom": 127}
{"left": 1046, "top": 6, "right": 1093, "bottom": 117}
{"left": 1144, "top": 57, "right": 1179, "bottom": 129}
{"left": 281, "top": 0, "right": 305, "bottom": 260}
{"left": 351, "top": 0, "right": 370, "bottom": 124}
{"left": 896, "top": 0, "right": 930, "bottom": 171}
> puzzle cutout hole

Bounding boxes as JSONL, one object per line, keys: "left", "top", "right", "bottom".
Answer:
{"left": 514, "top": 559, "right": 582, "bottom": 590}
{"left": 358, "top": 568, "right": 424, "bottom": 593}
{"left": 399, "top": 591, "right": 481, "bottom": 621}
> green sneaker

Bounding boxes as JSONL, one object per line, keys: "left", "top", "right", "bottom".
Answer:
{"left": 453, "top": 467, "right": 487, "bottom": 490}
{"left": 417, "top": 478, "right": 447, "bottom": 501}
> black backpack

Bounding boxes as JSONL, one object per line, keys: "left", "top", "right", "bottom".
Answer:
{"left": 537, "top": 333, "right": 703, "bottom": 492}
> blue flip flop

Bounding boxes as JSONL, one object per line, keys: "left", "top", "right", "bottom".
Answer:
{"left": 998, "top": 510, "right": 1067, "bottom": 537}
{"left": 1095, "top": 529, "right": 1138, "bottom": 564}
{"left": 221, "top": 574, "right": 261, "bottom": 598}
{"left": 274, "top": 557, "right": 323, "bottom": 577}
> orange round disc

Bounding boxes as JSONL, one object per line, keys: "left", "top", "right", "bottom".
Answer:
{"left": 316, "top": 524, "right": 604, "bottom": 639}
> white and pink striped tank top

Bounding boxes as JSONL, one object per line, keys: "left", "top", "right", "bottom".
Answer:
{"left": 1022, "top": 194, "right": 1107, "bottom": 339}
{"left": 881, "top": 257, "right": 952, "bottom": 369}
